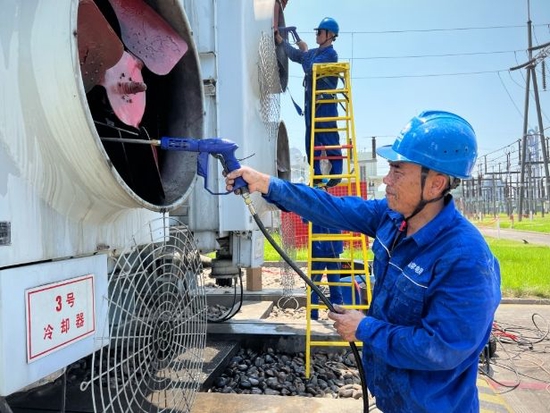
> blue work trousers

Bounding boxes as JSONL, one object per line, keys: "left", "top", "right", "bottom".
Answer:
{"left": 310, "top": 260, "right": 343, "bottom": 319}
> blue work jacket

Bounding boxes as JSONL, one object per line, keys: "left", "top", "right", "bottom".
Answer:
{"left": 264, "top": 178, "right": 501, "bottom": 413}
{"left": 282, "top": 42, "right": 338, "bottom": 128}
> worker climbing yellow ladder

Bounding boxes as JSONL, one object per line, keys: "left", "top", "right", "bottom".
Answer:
{"left": 304, "top": 62, "right": 372, "bottom": 377}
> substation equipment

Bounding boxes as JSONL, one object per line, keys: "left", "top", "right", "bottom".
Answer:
{"left": 0, "top": 0, "right": 290, "bottom": 411}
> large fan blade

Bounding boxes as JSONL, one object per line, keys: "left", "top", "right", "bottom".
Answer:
{"left": 78, "top": 0, "right": 124, "bottom": 92}
{"left": 100, "top": 51, "right": 146, "bottom": 128}
{"left": 108, "top": 0, "right": 188, "bottom": 75}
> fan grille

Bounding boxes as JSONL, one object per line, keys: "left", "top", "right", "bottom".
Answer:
{"left": 258, "top": 32, "right": 282, "bottom": 143}
{"left": 88, "top": 217, "right": 207, "bottom": 413}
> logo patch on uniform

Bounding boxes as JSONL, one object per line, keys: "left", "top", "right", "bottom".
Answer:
{"left": 408, "top": 262, "right": 424, "bottom": 275}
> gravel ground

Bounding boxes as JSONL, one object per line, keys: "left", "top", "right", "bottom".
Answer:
{"left": 206, "top": 346, "right": 364, "bottom": 400}
{"left": 202, "top": 263, "right": 366, "bottom": 400}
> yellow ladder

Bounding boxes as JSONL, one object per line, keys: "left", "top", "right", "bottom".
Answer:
{"left": 305, "top": 62, "right": 372, "bottom": 377}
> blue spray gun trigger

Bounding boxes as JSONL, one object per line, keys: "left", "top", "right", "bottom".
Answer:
{"left": 196, "top": 152, "right": 247, "bottom": 195}
{"left": 160, "top": 137, "right": 248, "bottom": 195}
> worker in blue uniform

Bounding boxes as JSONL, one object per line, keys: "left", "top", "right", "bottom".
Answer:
{"left": 310, "top": 222, "right": 344, "bottom": 320}
{"left": 225, "top": 110, "right": 502, "bottom": 413}
{"left": 276, "top": 17, "right": 342, "bottom": 187}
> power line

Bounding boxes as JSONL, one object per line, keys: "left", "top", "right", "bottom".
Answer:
{"left": 498, "top": 71, "right": 524, "bottom": 119}
{"left": 289, "top": 69, "right": 504, "bottom": 79}
{"left": 348, "top": 69, "right": 505, "bottom": 79}
{"left": 338, "top": 24, "right": 549, "bottom": 35}
{"left": 341, "top": 50, "right": 525, "bottom": 60}
{"left": 482, "top": 139, "right": 521, "bottom": 158}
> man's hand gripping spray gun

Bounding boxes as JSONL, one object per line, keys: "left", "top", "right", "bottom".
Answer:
{"left": 277, "top": 26, "right": 301, "bottom": 43}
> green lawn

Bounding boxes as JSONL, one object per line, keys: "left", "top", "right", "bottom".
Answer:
{"left": 473, "top": 214, "right": 550, "bottom": 298}
{"left": 486, "top": 238, "right": 550, "bottom": 298}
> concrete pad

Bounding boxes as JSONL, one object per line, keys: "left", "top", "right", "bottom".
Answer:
{"left": 207, "top": 317, "right": 343, "bottom": 354}
{"left": 192, "top": 392, "right": 370, "bottom": 413}
{"left": 206, "top": 290, "right": 307, "bottom": 307}
{"left": 488, "top": 304, "right": 550, "bottom": 413}
{"left": 231, "top": 300, "right": 274, "bottom": 320}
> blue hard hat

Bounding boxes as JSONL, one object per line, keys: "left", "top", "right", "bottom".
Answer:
{"left": 315, "top": 17, "right": 339, "bottom": 36}
{"left": 376, "top": 110, "right": 478, "bottom": 179}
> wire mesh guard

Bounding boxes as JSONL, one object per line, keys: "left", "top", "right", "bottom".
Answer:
{"left": 84, "top": 217, "right": 207, "bottom": 413}
{"left": 275, "top": 214, "right": 301, "bottom": 310}
{"left": 258, "top": 32, "right": 282, "bottom": 143}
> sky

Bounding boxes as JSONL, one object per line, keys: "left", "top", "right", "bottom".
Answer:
{"left": 278, "top": 0, "right": 550, "bottom": 174}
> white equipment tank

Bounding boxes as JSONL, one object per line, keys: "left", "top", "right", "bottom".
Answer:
{"left": 0, "top": 0, "right": 289, "bottom": 401}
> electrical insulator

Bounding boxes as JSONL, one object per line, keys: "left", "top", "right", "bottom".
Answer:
{"left": 542, "top": 59, "right": 547, "bottom": 91}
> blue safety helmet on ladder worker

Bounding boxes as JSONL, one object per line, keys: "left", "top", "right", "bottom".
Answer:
{"left": 376, "top": 110, "right": 478, "bottom": 179}
{"left": 314, "top": 17, "right": 339, "bottom": 37}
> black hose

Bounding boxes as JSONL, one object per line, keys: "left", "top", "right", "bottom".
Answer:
{"left": 61, "top": 368, "right": 67, "bottom": 413}
{"left": 242, "top": 194, "right": 369, "bottom": 413}
{"left": 207, "top": 272, "right": 245, "bottom": 323}
{"left": 0, "top": 397, "right": 14, "bottom": 413}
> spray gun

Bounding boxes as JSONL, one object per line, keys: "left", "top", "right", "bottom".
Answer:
{"left": 101, "top": 136, "right": 248, "bottom": 195}
{"left": 277, "top": 26, "right": 301, "bottom": 43}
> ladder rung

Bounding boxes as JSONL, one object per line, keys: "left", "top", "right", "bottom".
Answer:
{"left": 310, "top": 239, "right": 365, "bottom": 246}
{"left": 314, "top": 156, "right": 347, "bottom": 161}
{"left": 335, "top": 269, "right": 370, "bottom": 276}
{"left": 315, "top": 95, "right": 349, "bottom": 101}
{"left": 311, "top": 173, "right": 355, "bottom": 179}
{"left": 309, "top": 343, "right": 359, "bottom": 349}
{"left": 316, "top": 97, "right": 349, "bottom": 103}
{"left": 313, "top": 62, "right": 350, "bottom": 70}
{"left": 310, "top": 234, "right": 363, "bottom": 241}
{"left": 314, "top": 116, "right": 352, "bottom": 122}
{"left": 315, "top": 88, "right": 349, "bottom": 95}
{"left": 313, "top": 144, "right": 353, "bottom": 150}
{"left": 310, "top": 269, "right": 367, "bottom": 274}
{"left": 313, "top": 153, "right": 350, "bottom": 159}
{"left": 312, "top": 128, "right": 341, "bottom": 134}
{"left": 310, "top": 237, "right": 365, "bottom": 244}
{"left": 321, "top": 278, "right": 364, "bottom": 283}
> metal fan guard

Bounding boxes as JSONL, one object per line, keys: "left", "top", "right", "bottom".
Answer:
{"left": 88, "top": 217, "right": 207, "bottom": 413}
{"left": 258, "top": 32, "right": 282, "bottom": 143}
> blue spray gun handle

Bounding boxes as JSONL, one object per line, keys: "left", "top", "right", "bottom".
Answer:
{"left": 277, "top": 26, "right": 301, "bottom": 43}
{"left": 160, "top": 137, "right": 248, "bottom": 195}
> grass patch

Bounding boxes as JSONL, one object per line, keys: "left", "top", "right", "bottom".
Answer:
{"left": 263, "top": 232, "right": 300, "bottom": 261}
{"left": 487, "top": 238, "right": 550, "bottom": 298}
